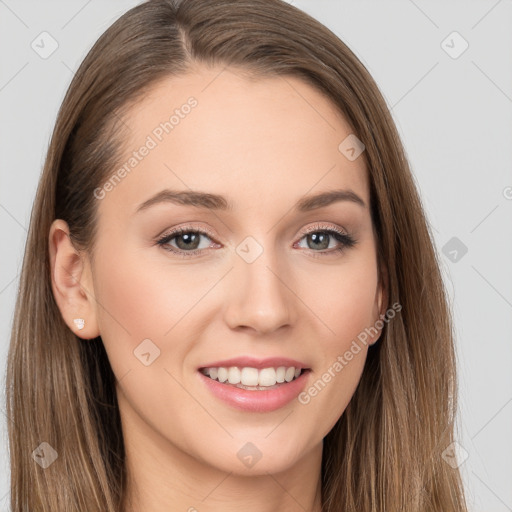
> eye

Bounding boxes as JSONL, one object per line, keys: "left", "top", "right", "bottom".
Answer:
{"left": 294, "top": 222, "right": 357, "bottom": 257}
{"left": 156, "top": 225, "right": 219, "bottom": 258}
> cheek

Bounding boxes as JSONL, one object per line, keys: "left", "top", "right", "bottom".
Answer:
{"left": 293, "top": 254, "right": 378, "bottom": 429}
{"left": 93, "top": 245, "right": 206, "bottom": 337}
{"left": 298, "top": 254, "right": 379, "bottom": 350}
{"left": 91, "top": 242, "right": 218, "bottom": 378}
{"left": 94, "top": 258, "right": 166, "bottom": 339}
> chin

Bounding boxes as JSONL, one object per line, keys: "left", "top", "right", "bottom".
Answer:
{"left": 196, "top": 436, "right": 310, "bottom": 477}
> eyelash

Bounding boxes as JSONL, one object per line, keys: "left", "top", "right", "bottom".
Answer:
{"left": 155, "top": 222, "right": 357, "bottom": 259}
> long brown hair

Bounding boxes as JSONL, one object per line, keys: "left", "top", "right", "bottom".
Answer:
{"left": 6, "top": 0, "right": 468, "bottom": 510}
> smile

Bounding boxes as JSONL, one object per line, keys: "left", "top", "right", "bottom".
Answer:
{"left": 198, "top": 366, "right": 312, "bottom": 412}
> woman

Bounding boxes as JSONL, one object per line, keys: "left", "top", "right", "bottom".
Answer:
{"left": 6, "top": 0, "right": 469, "bottom": 510}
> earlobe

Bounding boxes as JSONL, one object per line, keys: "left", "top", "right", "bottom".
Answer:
{"left": 48, "top": 219, "right": 100, "bottom": 340}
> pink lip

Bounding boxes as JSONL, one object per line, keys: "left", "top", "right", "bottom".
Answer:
{"left": 198, "top": 370, "right": 311, "bottom": 413}
{"left": 198, "top": 356, "right": 310, "bottom": 370}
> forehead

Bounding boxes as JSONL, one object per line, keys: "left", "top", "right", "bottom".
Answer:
{"left": 100, "top": 66, "right": 369, "bottom": 216}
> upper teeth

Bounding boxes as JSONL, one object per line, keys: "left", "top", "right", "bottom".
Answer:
{"left": 202, "top": 366, "right": 302, "bottom": 386}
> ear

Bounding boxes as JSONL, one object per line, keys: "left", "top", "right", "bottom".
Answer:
{"left": 48, "top": 219, "right": 100, "bottom": 340}
{"left": 369, "top": 263, "right": 389, "bottom": 346}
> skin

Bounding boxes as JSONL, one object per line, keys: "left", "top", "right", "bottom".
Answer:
{"left": 49, "top": 65, "right": 387, "bottom": 512}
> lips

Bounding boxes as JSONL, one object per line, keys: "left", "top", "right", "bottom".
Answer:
{"left": 196, "top": 355, "right": 312, "bottom": 412}
{"left": 198, "top": 368, "right": 311, "bottom": 412}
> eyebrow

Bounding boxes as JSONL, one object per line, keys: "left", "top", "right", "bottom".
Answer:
{"left": 135, "top": 188, "right": 366, "bottom": 214}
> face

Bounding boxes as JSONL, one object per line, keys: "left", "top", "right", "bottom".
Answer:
{"left": 74, "top": 66, "right": 384, "bottom": 476}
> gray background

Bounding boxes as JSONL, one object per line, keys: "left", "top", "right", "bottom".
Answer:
{"left": 1, "top": 1, "right": 511, "bottom": 510}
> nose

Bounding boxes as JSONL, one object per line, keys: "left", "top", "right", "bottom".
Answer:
{"left": 223, "top": 246, "right": 295, "bottom": 335}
